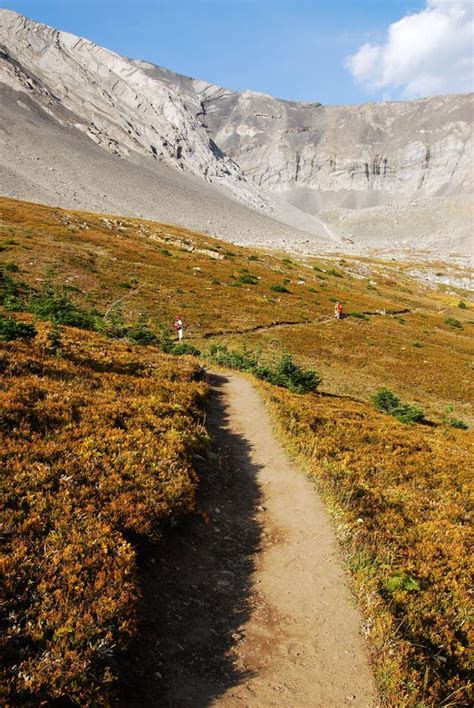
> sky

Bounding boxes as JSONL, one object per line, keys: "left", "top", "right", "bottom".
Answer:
{"left": 3, "top": 0, "right": 473, "bottom": 105}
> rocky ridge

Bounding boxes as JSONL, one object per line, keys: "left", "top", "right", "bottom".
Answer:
{"left": 0, "top": 9, "right": 265, "bottom": 210}
{"left": 0, "top": 9, "right": 472, "bottom": 259}
{"left": 139, "top": 62, "right": 473, "bottom": 211}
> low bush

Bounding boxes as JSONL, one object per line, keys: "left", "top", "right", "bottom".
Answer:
{"left": 372, "top": 387, "right": 425, "bottom": 424}
{"left": 270, "top": 283, "right": 290, "bottom": 293}
{"left": 28, "top": 280, "right": 98, "bottom": 330}
{"left": 347, "top": 311, "right": 368, "bottom": 320}
{"left": 208, "top": 342, "right": 258, "bottom": 371}
{"left": 237, "top": 272, "right": 258, "bottom": 285}
{"left": 257, "top": 352, "right": 321, "bottom": 393}
{"left": 4, "top": 261, "right": 19, "bottom": 273}
{"left": 126, "top": 315, "right": 157, "bottom": 346}
{"left": 0, "top": 314, "right": 37, "bottom": 342}
{"left": 172, "top": 342, "right": 201, "bottom": 357}
{"left": 1, "top": 325, "right": 207, "bottom": 704}
{"left": 207, "top": 344, "right": 320, "bottom": 394}
{"left": 443, "top": 405, "right": 469, "bottom": 430}
{"left": 46, "top": 321, "right": 63, "bottom": 355}
{"left": 0, "top": 264, "right": 27, "bottom": 310}
{"left": 260, "top": 385, "right": 473, "bottom": 706}
{"left": 444, "top": 317, "right": 463, "bottom": 330}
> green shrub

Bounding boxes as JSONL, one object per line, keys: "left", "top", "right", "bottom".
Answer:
{"left": 457, "top": 301, "right": 467, "bottom": 309}
{"left": 0, "top": 265, "right": 26, "bottom": 310}
{"left": 270, "top": 284, "right": 290, "bottom": 293}
{"left": 156, "top": 324, "right": 174, "bottom": 353}
{"left": 444, "top": 317, "right": 463, "bottom": 330}
{"left": 172, "top": 342, "right": 201, "bottom": 356}
{"left": 328, "top": 268, "right": 343, "bottom": 278}
{"left": 372, "top": 387, "right": 425, "bottom": 424}
{"left": 127, "top": 315, "right": 156, "bottom": 346}
{"left": 207, "top": 343, "right": 258, "bottom": 371}
{"left": 103, "top": 304, "right": 127, "bottom": 339}
{"left": 207, "top": 345, "right": 320, "bottom": 394}
{"left": 0, "top": 315, "right": 36, "bottom": 342}
{"left": 383, "top": 572, "right": 420, "bottom": 594}
{"left": 29, "top": 281, "right": 97, "bottom": 329}
{"left": 258, "top": 352, "right": 321, "bottom": 394}
{"left": 47, "top": 322, "right": 63, "bottom": 355}
{"left": 237, "top": 273, "right": 258, "bottom": 285}
{"left": 5, "top": 261, "right": 19, "bottom": 273}
{"left": 443, "top": 405, "right": 469, "bottom": 430}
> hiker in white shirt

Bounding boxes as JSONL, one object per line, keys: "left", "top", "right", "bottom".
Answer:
{"left": 174, "top": 316, "right": 183, "bottom": 341}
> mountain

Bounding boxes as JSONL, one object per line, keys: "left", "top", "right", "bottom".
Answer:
{"left": 138, "top": 64, "right": 473, "bottom": 206}
{"left": 0, "top": 9, "right": 472, "bottom": 258}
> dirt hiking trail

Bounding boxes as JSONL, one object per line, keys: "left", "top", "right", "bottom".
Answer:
{"left": 120, "top": 372, "right": 377, "bottom": 707}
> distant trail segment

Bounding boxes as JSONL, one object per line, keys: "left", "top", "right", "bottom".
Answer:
{"left": 211, "top": 373, "right": 377, "bottom": 706}
{"left": 200, "top": 308, "right": 414, "bottom": 339}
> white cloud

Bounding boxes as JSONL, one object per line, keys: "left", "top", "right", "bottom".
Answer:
{"left": 346, "top": 0, "right": 474, "bottom": 98}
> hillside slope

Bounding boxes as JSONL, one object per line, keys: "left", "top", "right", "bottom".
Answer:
{"left": 0, "top": 9, "right": 338, "bottom": 251}
{"left": 1, "top": 196, "right": 473, "bottom": 706}
{"left": 1, "top": 196, "right": 472, "bottom": 422}
{"left": 142, "top": 65, "right": 473, "bottom": 205}
{"left": 0, "top": 9, "right": 472, "bottom": 258}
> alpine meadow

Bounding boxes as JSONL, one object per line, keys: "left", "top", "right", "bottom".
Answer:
{"left": 1, "top": 196, "right": 472, "bottom": 705}
{"left": 1, "top": 4, "right": 473, "bottom": 706}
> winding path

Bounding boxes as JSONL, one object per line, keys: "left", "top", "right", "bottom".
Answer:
{"left": 200, "top": 308, "right": 414, "bottom": 339}
{"left": 123, "top": 372, "right": 377, "bottom": 706}
{"left": 207, "top": 373, "right": 376, "bottom": 706}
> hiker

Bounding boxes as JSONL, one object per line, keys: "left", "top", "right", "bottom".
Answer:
{"left": 174, "top": 316, "right": 183, "bottom": 341}
{"left": 335, "top": 301, "right": 344, "bottom": 320}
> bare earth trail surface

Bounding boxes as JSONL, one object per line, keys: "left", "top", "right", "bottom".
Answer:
{"left": 200, "top": 308, "right": 415, "bottom": 339}
{"left": 120, "top": 373, "right": 376, "bottom": 707}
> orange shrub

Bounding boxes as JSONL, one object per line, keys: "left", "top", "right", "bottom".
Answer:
{"left": 260, "top": 384, "right": 474, "bottom": 706}
{"left": 1, "top": 324, "right": 207, "bottom": 704}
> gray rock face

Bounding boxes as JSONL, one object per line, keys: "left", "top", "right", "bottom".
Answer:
{"left": 142, "top": 66, "right": 473, "bottom": 211}
{"left": 0, "top": 9, "right": 265, "bottom": 211}
{"left": 0, "top": 9, "right": 472, "bottom": 259}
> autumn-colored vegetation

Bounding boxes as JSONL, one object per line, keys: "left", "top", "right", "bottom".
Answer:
{"left": 260, "top": 384, "right": 473, "bottom": 706}
{"left": 1, "top": 322, "right": 207, "bottom": 704}
{"left": 1, "top": 196, "right": 473, "bottom": 704}
{"left": 1, "top": 196, "right": 472, "bottom": 423}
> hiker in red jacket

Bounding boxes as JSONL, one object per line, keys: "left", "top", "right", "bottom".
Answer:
{"left": 335, "top": 301, "right": 344, "bottom": 320}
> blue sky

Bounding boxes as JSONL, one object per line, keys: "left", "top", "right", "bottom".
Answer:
{"left": 4, "top": 1, "right": 472, "bottom": 104}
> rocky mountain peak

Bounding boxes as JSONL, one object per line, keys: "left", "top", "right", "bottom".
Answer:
{"left": 0, "top": 8, "right": 266, "bottom": 210}
{"left": 0, "top": 8, "right": 472, "bottom": 258}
